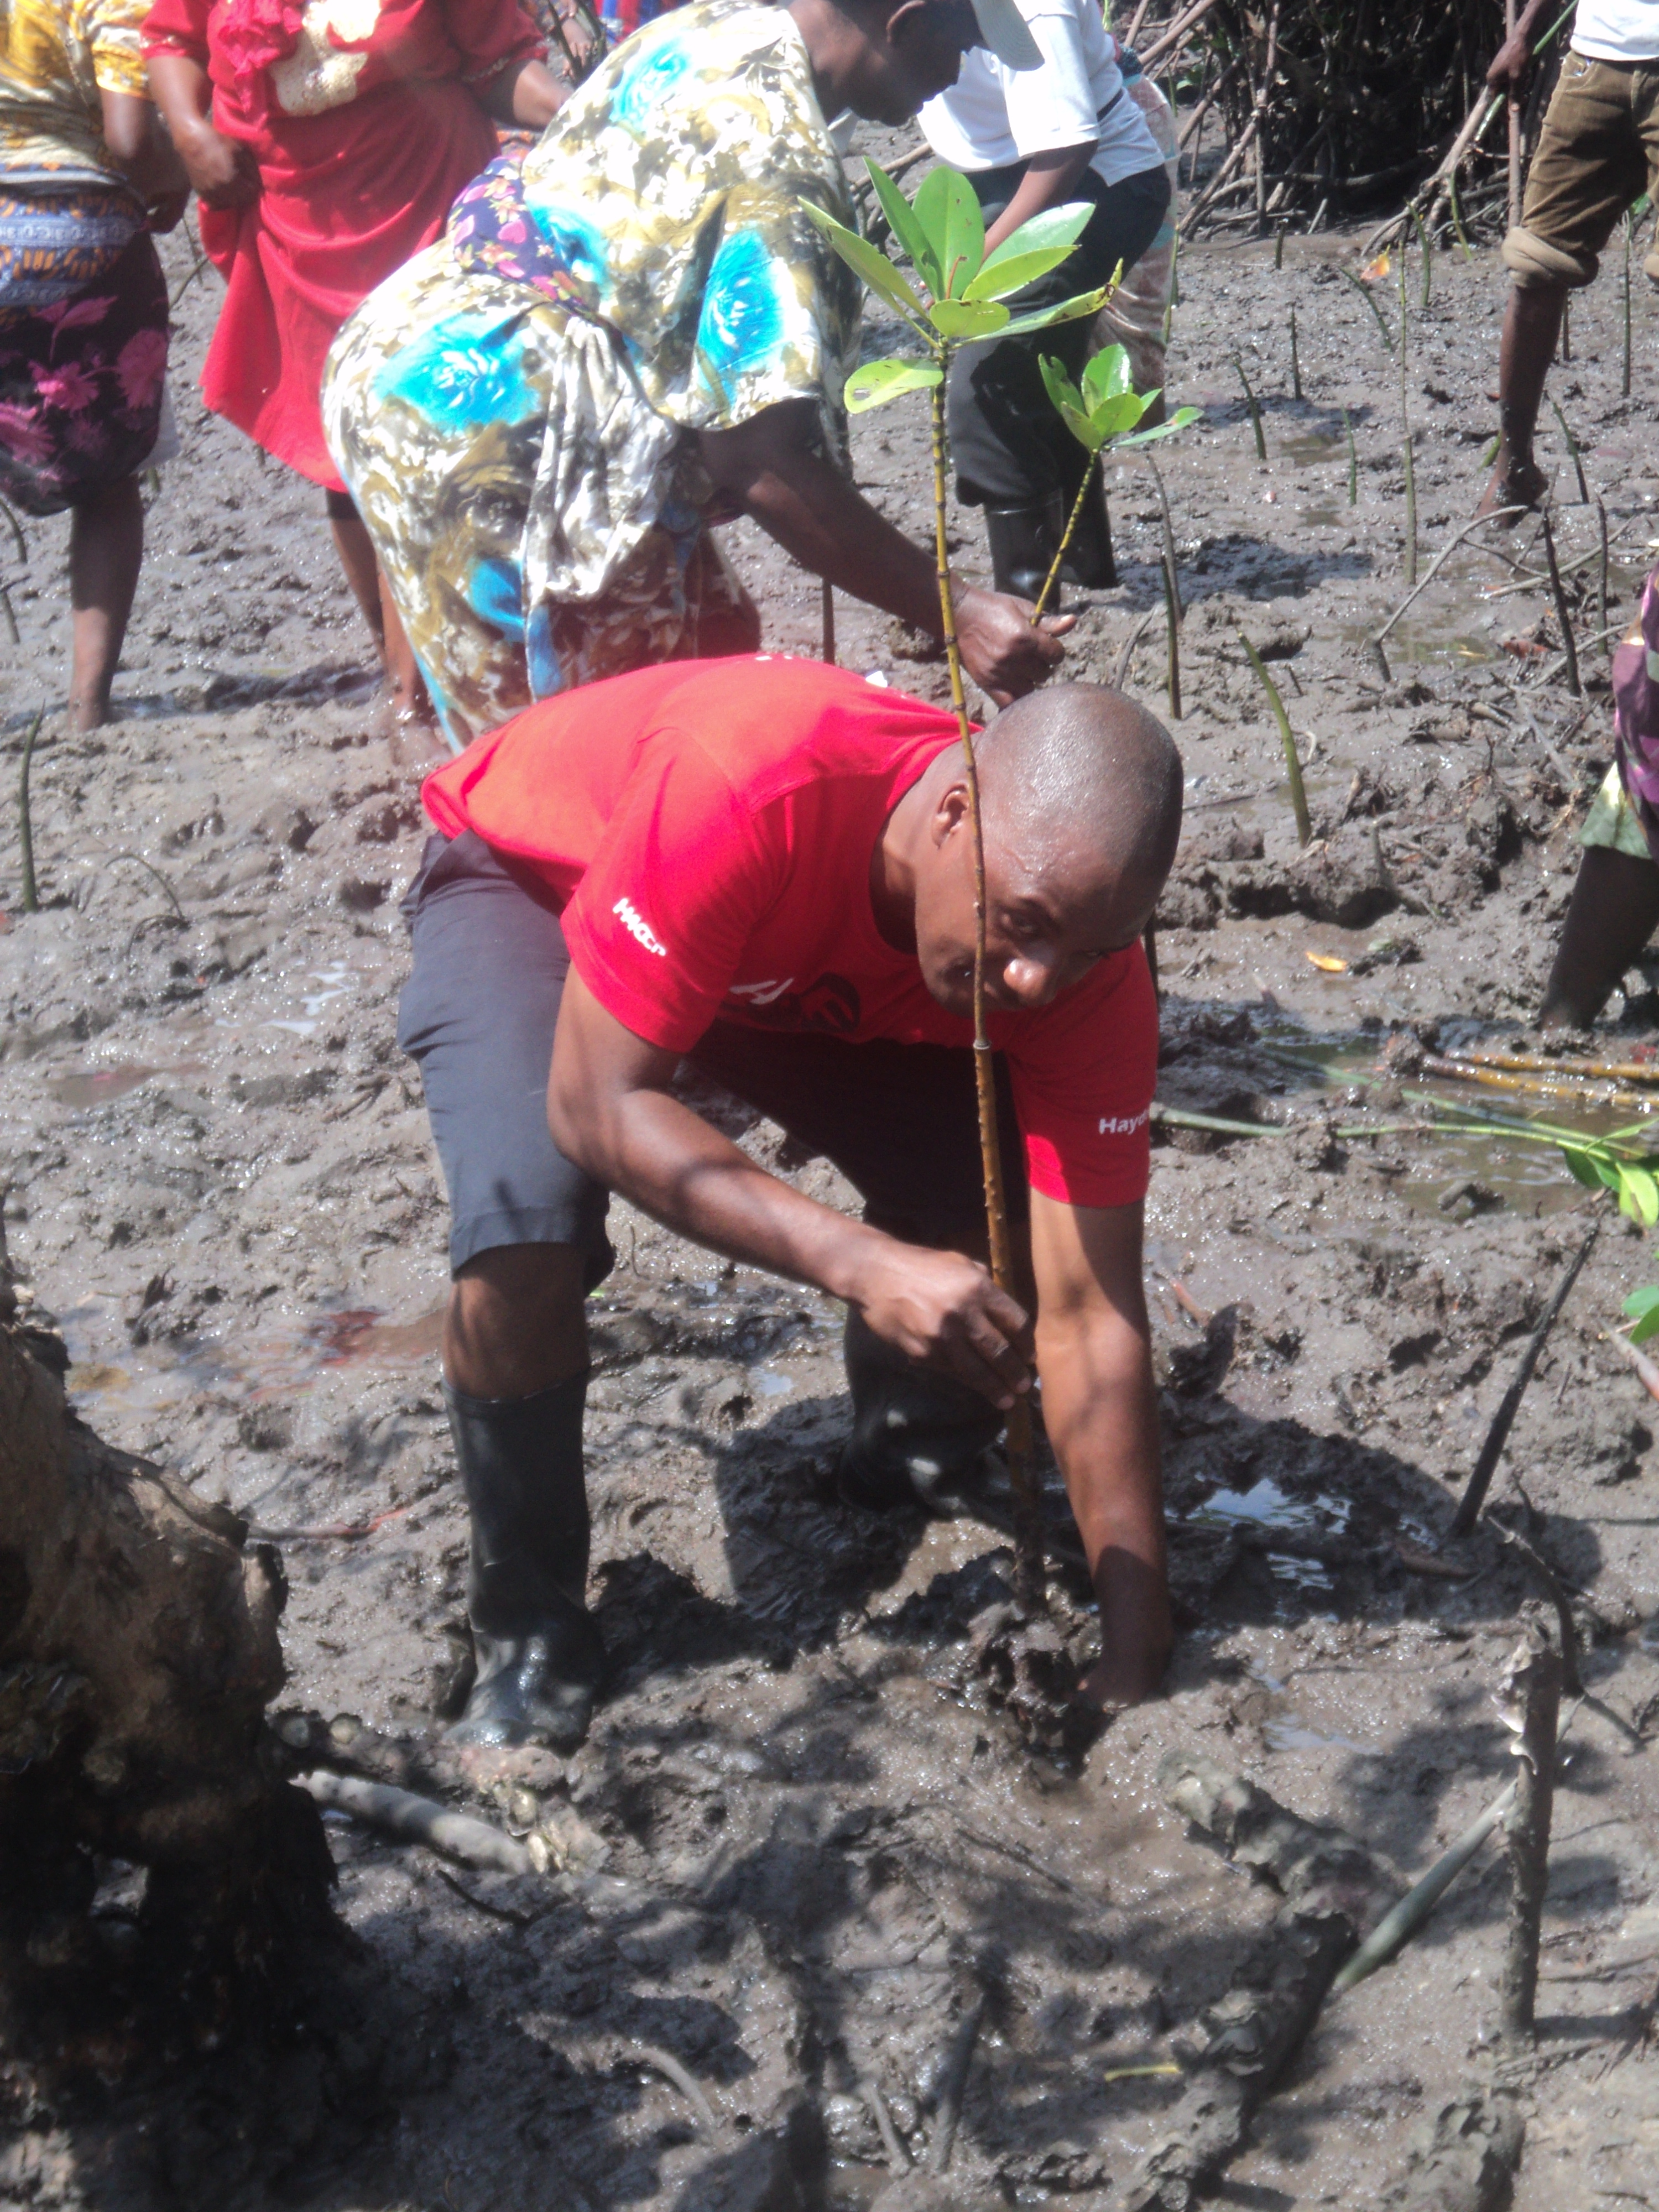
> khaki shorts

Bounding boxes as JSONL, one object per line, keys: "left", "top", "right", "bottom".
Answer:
{"left": 1504, "top": 51, "right": 1659, "bottom": 288}
{"left": 1581, "top": 760, "right": 1657, "bottom": 859}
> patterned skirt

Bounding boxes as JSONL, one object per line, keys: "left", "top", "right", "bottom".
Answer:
{"left": 0, "top": 186, "right": 169, "bottom": 517}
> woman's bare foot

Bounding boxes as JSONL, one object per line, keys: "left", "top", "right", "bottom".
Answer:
{"left": 1477, "top": 451, "right": 1547, "bottom": 524}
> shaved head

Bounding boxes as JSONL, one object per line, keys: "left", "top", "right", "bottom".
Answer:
{"left": 977, "top": 684, "right": 1183, "bottom": 909}
{"left": 888, "top": 682, "right": 1183, "bottom": 1022}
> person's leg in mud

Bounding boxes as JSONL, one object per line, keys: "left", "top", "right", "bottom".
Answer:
{"left": 326, "top": 488, "right": 435, "bottom": 738}
{"left": 398, "top": 831, "right": 613, "bottom": 1747}
{"left": 950, "top": 162, "right": 1170, "bottom": 600}
{"left": 686, "top": 1024, "right": 1032, "bottom": 1516}
{"left": 1481, "top": 54, "right": 1648, "bottom": 521}
{"left": 1541, "top": 847, "right": 1659, "bottom": 1026}
{"left": 66, "top": 473, "right": 144, "bottom": 732}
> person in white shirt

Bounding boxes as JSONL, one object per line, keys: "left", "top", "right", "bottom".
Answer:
{"left": 918, "top": 0, "right": 1170, "bottom": 601}
{"left": 1481, "top": 0, "right": 1659, "bottom": 519}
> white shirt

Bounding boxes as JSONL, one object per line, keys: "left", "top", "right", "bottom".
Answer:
{"left": 1572, "top": 0, "right": 1659, "bottom": 61}
{"left": 919, "top": 0, "right": 1164, "bottom": 189}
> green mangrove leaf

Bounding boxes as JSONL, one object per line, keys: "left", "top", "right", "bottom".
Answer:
{"left": 928, "top": 297, "right": 1009, "bottom": 339}
{"left": 1086, "top": 389, "right": 1146, "bottom": 442}
{"left": 1561, "top": 1145, "right": 1606, "bottom": 1191}
{"left": 1623, "top": 1164, "right": 1659, "bottom": 1227}
{"left": 915, "top": 166, "right": 984, "bottom": 298}
{"left": 962, "top": 244, "right": 1085, "bottom": 301}
{"left": 1039, "top": 355, "right": 1084, "bottom": 417}
{"left": 964, "top": 204, "right": 1092, "bottom": 301}
{"left": 998, "top": 284, "right": 1109, "bottom": 338}
{"left": 1631, "top": 1303, "right": 1659, "bottom": 1345}
{"left": 843, "top": 356, "right": 943, "bottom": 412}
{"left": 864, "top": 160, "right": 942, "bottom": 297}
{"left": 800, "top": 201, "right": 926, "bottom": 322}
{"left": 1081, "top": 343, "right": 1134, "bottom": 407}
{"left": 1114, "top": 404, "right": 1204, "bottom": 448}
{"left": 1626, "top": 1285, "right": 1659, "bottom": 1343}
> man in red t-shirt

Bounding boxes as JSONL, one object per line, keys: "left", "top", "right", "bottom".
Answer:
{"left": 399, "top": 654, "right": 1180, "bottom": 1750}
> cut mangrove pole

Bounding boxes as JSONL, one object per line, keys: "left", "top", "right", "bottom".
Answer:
{"left": 1126, "top": 1752, "right": 1390, "bottom": 2212}
{"left": 1499, "top": 1629, "right": 1562, "bottom": 2044}
{"left": 1448, "top": 1215, "right": 1602, "bottom": 1537}
{"left": 298, "top": 1770, "right": 536, "bottom": 1876}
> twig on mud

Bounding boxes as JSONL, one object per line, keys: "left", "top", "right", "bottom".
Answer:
{"left": 1372, "top": 508, "right": 1530, "bottom": 649}
{"left": 950, "top": 1815, "right": 1092, "bottom": 1900}
{"left": 1448, "top": 1215, "right": 1603, "bottom": 1539}
{"left": 109, "top": 851, "right": 186, "bottom": 921}
{"left": 1499, "top": 1629, "right": 1563, "bottom": 2044}
{"left": 627, "top": 2042, "right": 719, "bottom": 2140}
{"left": 1113, "top": 609, "right": 1156, "bottom": 690}
{"left": 862, "top": 2078, "right": 911, "bottom": 2171}
{"left": 927, "top": 1994, "right": 985, "bottom": 2175}
{"left": 298, "top": 1770, "right": 536, "bottom": 1875}
{"left": 247, "top": 1503, "right": 411, "bottom": 1543}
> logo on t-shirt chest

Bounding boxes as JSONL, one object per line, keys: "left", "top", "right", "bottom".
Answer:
{"left": 723, "top": 973, "right": 862, "bottom": 1034}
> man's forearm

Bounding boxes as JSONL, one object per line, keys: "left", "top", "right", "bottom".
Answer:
{"left": 983, "top": 143, "right": 1095, "bottom": 257}
{"left": 738, "top": 447, "right": 946, "bottom": 638}
{"left": 1036, "top": 1310, "right": 1170, "bottom": 1703}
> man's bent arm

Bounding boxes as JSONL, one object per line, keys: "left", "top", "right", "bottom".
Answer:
{"left": 549, "top": 969, "right": 1034, "bottom": 1406}
{"left": 1030, "top": 1187, "right": 1170, "bottom": 1708}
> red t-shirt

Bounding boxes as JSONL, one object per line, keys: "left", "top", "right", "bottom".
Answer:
{"left": 422, "top": 656, "right": 1156, "bottom": 1209}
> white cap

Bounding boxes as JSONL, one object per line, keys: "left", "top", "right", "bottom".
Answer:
{"left": 969, "top": 0, "right": 1043, "bottom": 69}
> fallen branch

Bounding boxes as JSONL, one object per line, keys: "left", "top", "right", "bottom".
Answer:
{"left": 1126, "top": 1753, "right": 1389, "bottom": 2210}
{"left": 1448, "top": 1216, "right": 1602, "bottom": 1538}
{"left": 296, "top": 1769, "right": 535, "bottom": 1875}
{"left": 1373, "top": 509, "right": 1530, "bottom": 649}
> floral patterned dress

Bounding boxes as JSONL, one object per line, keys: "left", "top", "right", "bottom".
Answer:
{"left": 0, "top": 0, "right": 170, "bottom": 515}
{"left": 321, "top": 0, "right": 859, "bottom": 748}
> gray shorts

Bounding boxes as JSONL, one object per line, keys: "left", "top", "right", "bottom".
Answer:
{"left": 397, "top": 833, "right": 1027, "bottom": 1278}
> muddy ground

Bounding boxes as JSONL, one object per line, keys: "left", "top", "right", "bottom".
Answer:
{"left": 3, "top": 147, "right": 1659, "bottom": 2212}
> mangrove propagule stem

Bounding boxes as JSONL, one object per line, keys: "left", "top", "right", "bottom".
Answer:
{"left": 1338, "top": 264, "right": 1394, "bottom": 355}
{"left": 18, "top": 705, "right": 43, "bottom": 914}
{"left": 1422, "top": 1056, "right": 1658, "bottom": 1113}
{"left": 1412, "top": 205, "right": 1432, "bottom": 307}
{"left": 1144, "top": 452, "right": 1182, "bottom": 620}
{"left": 1288, "top": 303, "right": 1301, "bottom": 399}
{"left": 820, "top": 578, "right": 836, "bottom": 664}
{"left": 1500, "top": 1630, "right": 1562, "bottom": 2045}
{"left": 1548, "top": 394, "right": 1589, "bottom": 503}
{"left": 1598, "top": 495, "right": 1611, "bottom": 651}
{"left": 1031, "top": 454, "right": 1098, "bottom": 625}
{"left": 1448, "top": 1214, "right": 1600, "bottom": 1539}
{"left": 1342, "top": 406, "right": 1358, "bottom": 506}
{"left": 1623, "top": 224, "right": 1634, "bottom": 398}
{"left": 1457, "top": 1045, "right": 1659, "bottom": 1084}
{"left": 1162, "top": 552, "right": 1182, "bottom": 719}
{"left": 1330, "top": 1777, "right": 1518, "bottom": 1995}
{"left": 1402, "top": 436, "right": 1417, "bottom": 585}
{"left": 929, "top": 377, "right": 1043, "bottom": 1614}
{"left": 1239, "top": 632, "right": 1311, "bottom": 844}
{"left": 1541, "top": 512, "right": 1582, "bottom": 698}
{"left": 1234, "top": 353, "right": 1266, "bottom": 461}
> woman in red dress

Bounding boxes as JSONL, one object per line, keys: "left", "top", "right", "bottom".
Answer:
{"left": 143, "top": 0, "right": 563, "bottom": 723}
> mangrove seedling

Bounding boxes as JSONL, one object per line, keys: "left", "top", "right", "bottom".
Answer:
{"left": 1340, "top": 406, "right": 1358, "bottom": 505}
{"left": 802, "top": 161, "right": 1110, "bottom": 1610}
{"left": 1032, "top": 343, "right": 1198, "bottom": 618}
{"left": 1289, "top": 303, "right": 1301, "bottom": 400}
{"left": 17, "top": 705, "right": 43, "bottom": 914}
{"left": 1547, "top": 393, "right": 1589, "bottom": 503}
{"left": 1239, "top": 633, "right": 1311, "bottom": 846}
{"left": 1233, "top": 352, "right": 1266, "bottom": 461}
{"left": 1338, "top": 261, "right": 1394, "bottom": 356}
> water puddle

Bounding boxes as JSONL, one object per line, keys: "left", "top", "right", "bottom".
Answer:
{"left": 60, "top": 1296, "right": 444, "bottom": 1418}
{"left": 750, "top": 1366, "right": 794, "bottom": 1399}
{"left": 47, "top": 1060, "right": 204, "bottom": 1108}
{"left": 265, "top": 962, "right": 353, "bottom": 1039}
{"left": 1281, "top": 433, "right": 1340, "bottom": 466}
{"left": 1193, "top": 1477, "right": 1350, "bottom": 1601}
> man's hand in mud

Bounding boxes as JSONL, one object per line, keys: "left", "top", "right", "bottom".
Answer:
{"left": 176, "top": 123, "right": 259, "bottom": 210}
{"left": 954, "top": 585, "right": 1071, "bottom": 706}
{"left": 850, "top": 1243, "right": 1034, "bottom": 1410}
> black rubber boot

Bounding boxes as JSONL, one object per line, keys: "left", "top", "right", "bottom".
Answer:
{"left": 835, "top": 1308, "right": 1005, "bottom": 1517}
{"left": 444, "top": 1373, "right": 605, "bottom": 1751}
{"left": 1059, "top": 470, "right": 1117, "bottom": 590}
{"left": 983, "top": 495, "right": 1066, "bottom": 607}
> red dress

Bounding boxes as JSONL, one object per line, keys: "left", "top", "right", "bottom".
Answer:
{"left": 142, "top": 0, "right": 542, "bottom": 489}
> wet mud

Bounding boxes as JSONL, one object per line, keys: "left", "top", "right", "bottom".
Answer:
{"left": 3, "top": 171, "right": 1659, "bottom": 2210}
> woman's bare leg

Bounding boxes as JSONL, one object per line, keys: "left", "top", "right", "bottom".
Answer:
{"left": 67, "top": 476, "right": 144, "bottom": 731}
{"left": 378, "top": 564, "right": 434, "bottom": 726}
{"left": 326, "top": 489, "right": 386, "bottom": 650}
{"left": 1540, "top": 846, "right": 1659, "bottom": 1027}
